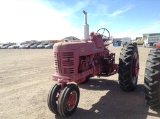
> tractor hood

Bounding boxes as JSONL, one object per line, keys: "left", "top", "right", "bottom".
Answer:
{"left": 53, "top": 41, "right": 103, "bottom": 56}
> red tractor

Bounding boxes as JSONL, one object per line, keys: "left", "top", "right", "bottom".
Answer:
{"left": 47, "top": 11, "right": 139, "bottom": 117}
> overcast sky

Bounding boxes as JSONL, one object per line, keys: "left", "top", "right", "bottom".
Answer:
{"left": 0, "top": 0, "right": 160, "bottom": 43}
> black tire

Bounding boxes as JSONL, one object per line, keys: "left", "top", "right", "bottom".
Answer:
{"left": 57, "top": 84, "right": 80, "bottom": 117}
{"left": 47, "top": 84, "right": 61, "bottom": 115}
{"left": 118, "top": 44, "right": 139, "bottom": 91}
{"left": 144, "top": 49, "right": 160, "bottom": 108}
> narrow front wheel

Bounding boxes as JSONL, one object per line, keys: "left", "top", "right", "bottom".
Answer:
{"left": 58, "top": 84, "right": 80, "bottom": 117}
{"left": 47, "top": 84, "right": 61, "bottom": 115}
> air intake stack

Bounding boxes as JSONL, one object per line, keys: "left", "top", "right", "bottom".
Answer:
{"left": 83, "top": 10, "right": 89, "bottom": 42}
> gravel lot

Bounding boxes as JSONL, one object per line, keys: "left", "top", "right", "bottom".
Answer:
{"left": 0, "top": 46, "right": 160, "bottom": 119}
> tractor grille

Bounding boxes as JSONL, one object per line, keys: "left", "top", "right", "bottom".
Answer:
{"left": 64, "top": 68, "right": 74, "bottom": 74}
{"left": 63, "top": 60, "right": 74, "bottom": 66}
{"left": 54, "top": 52, "right": 74, "bottom": 74}
{"left": 54, "top": 52, "right": 62, "bottom": 74}
{"left": 62, "top": 52, "right": 74, "bottom": 58}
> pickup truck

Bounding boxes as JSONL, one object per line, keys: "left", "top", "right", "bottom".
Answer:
{"left": 132, "top": 37, "right": 144, "bottom": 45}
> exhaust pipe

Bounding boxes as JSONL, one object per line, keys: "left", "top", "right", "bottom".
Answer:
{"left": 83, "top": 10, "right": 89, "bottom": 42}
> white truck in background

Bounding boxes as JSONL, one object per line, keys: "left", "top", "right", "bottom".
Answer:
{"left": 143, "top": 33, "right": 160, "bottom": 47}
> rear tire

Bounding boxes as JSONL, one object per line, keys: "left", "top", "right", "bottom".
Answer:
{"left": 118, "top": 44, "right": 139, "bottom": 91}
{"left": 144, "top": 49, "right": 160, "bottom": 108}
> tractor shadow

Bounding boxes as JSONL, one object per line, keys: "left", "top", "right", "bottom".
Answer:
{"left": 55, "top": 77, "right": 160, "bottom": 119}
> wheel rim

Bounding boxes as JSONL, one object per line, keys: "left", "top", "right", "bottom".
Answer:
{"left": 132, "top": 53, "right": 139, "bottom": 84}
{"left": 54, "top": 85, "right": 61, "bottom": 103}
{"left": 56, "top": 91, "right": 60, "bottom": 103}
{"left": 66, "top": 91, "right": 77, "bottom": 111}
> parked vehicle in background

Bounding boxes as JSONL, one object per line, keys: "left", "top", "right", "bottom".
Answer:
{"left": 37, "top": 43, "right": 48, "bottom": 49}
{"left": 24, "top": 44, "right": 30, "bottom": 49}
{"left": 63, "top": 36, "right": 80, "bottom": 42}
{"left": 18, "top": 43, "right": 33, "bottom": 49}
{"left": 143, "top": 33, "right": 160, "bottom": 47}
{"left": 8, "top": 44, "right": 19, "bottom": 49}
{"left": 0, "top": 44, "right": 3, "bottom": 49}
{"left": 30, "top": 43, "right": 39, "bottom": 49}
{"left": 23, "top": 43, "right": 35, "bottom": 49}
{"left": 121, "top": 37, "right": 131, "bottom": 46}
{"left": 44, "top": 43, "right": 53, "bottom": 49}
{"left": 132, "top": 37, "right": 144, "bottom": 45}
{"left": 19, "top": 44, "right": 26, "bottom": 49}
{"left": 1, "top": 44, "right": 11, "bottom": 49}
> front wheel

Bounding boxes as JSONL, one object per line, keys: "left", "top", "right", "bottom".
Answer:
{"left": 47, "top": 84, "right": 61, "bottom": 115}
{"left": 118, "top": 44, "right": 139, "bottom": 91}
{"left": 144, "top": 49, "right": 160, "bottom": 108}
{"left": 58, "top": 84, "right": 80, "bottom": 117}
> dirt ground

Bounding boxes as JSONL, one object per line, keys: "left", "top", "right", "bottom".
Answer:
{"left": 0, "top": 46, "right": 160, "bottom": 119}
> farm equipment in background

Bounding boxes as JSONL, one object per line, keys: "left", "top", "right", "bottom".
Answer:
{"left": 47, "top": 11, "right": 139, "bottom": 117}
{"left": 143, "top": 33, "right": 160, "bottom": 47}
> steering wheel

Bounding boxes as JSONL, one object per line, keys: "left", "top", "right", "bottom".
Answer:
{"left": 97, "top": 28, "right": 110, "bottom": 41}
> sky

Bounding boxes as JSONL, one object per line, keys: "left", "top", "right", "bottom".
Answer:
{"left": 0, "top": 0, "right": 160, "bottom": 43}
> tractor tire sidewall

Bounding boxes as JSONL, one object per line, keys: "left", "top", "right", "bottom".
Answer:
{"left": 58, "top": 84, "right": 80, "bottom": 117}
{"left": 47, "top": 84, "right": 61, "bottom": 115}
{"left": 118, "top": 44, "right": 139, "bottom": 91}
{"left": 144, "top": 49, "right": 160, "bottom": 108}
